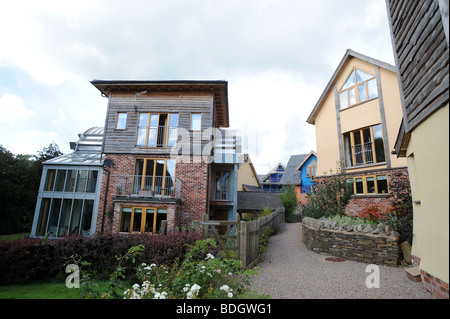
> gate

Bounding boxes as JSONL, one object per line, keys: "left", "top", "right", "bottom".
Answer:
{"left": 201, "top": 214, "right": 240, "bottom": 259}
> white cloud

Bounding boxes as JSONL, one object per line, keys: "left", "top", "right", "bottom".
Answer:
{"left": 229, "top": 71, "right": 320, "bottom": 174}
{"left": 0, "top": 93, "right": 37, "bottom": 125}
{"left": 0, "top": 0, "right": 395, "bottom": 164}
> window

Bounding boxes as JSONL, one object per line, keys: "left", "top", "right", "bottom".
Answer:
{"left": 342, "top": 124, "right": 385, "bottom": 168}
{"left": 306, "top": 159, "right": 317, "bottom": 181}
{"left": 339, "top": 69, "right": 378, "bottom": 110}
{"left": 191, "top": 113, "right": 201, "bottom": 131}
{"left": 133, "top": 159, "right": 176, "bottom": 196}
{"left": 214, "top": 171, "right": 230, "bottom": 200}
{"left": 119, "top": 207, "right": 167, "bottom": 234}
{"left": 116, "top": 113, "right": 127, "bottom": 129}
{"left": 347, "top": 174, "right": 389, "bottom": 195}
{"left": 137, "top": 113, "right": 178, "bottom": 148}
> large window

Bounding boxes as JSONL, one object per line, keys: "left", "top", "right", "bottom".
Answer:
{"left": 35, "top": 198, "right": 94, "bottom": 237}
{"left": 119, "top": 207, "right": 167, "bottom": 234}
{"left": 339, "top": 69, "right": 378, "bottom": 110}
{"left": 137, "top": 113, "right": 178, "bottom": 148}
{"left": 346, "top": 174, "right": 389, "bottom": 195}
{"left": 133, "top": 159, "right": 176, "bottom": 196}
{"left": 342, "top": 124, "right": 385, "bottom": 168}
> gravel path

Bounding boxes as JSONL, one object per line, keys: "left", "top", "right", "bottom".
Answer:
{"left": 250, "top": 222, "right": 433, "bottom": 299}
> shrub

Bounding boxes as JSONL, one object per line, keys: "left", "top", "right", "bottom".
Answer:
{"left": 0, "top": 232, "right": 201, "bottom": 286}
{"left": 280, "top": 184, "right": 298, "bottom": 219}
{"left": 122, "top": 239, "right": 264, "bottom": 299}
{"left": 302, "top": 164, "right": 352, "bottom": 219}
{"left": 383, "top": 171, "right": 413, "bottom": 244}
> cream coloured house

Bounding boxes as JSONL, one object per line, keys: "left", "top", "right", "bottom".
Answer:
{"left": 307, "top": 49, "right": 408, "bottom": 216}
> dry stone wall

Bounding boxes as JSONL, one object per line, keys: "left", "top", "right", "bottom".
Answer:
{"left": 302, "top": 217, "right": 401, "bottom": 267}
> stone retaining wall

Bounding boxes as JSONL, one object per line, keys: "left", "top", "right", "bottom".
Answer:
{"left": 302, "top": 217, "right": 401, "bottom": 267}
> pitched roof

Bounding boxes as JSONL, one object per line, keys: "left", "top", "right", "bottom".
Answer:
{"left": 306, "top": 49, "right": 397, "bottom": 125}
{"left": 279, "top": 154, "right": 308, "bottom": 185}
{"left": 261, "top": 163, "right": 285, "bottom": 182}
{"left": 296, "top": 151, "right": 317, "bottom": 170}
{"left": 237, "top": 192, "right": 284, "bottom": 211}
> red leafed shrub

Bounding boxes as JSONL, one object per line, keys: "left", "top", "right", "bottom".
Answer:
{"left": 358, "top": 205, "right": 385, "bottom": 224}
{"left": 0, "top": 232, "right": 202, "bottom": 286}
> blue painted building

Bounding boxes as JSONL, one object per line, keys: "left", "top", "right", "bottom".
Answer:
{"left": 280, "top": 151, "right": 317, "bottom": 203}
{"left": 260, "top": 163, "right": 285, "bottom": 192}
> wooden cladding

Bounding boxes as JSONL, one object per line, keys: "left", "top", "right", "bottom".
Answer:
{"left": 103, "top": 92, "right": 213, "bottom": 154}
{"left": 387, "top": 0, "right": 449, "bottom": 132}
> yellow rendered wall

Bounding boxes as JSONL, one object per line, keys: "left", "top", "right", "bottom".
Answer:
{"left": 237, "top": 161, "right": 260, "bottom": 191}
{"left": 408, "top": 104, "right": 449, "bottom": 284}
{"left": 314, "top": 91, "right": 340, "bottom": 176}
{"left": 315, "top": 56, "right": 406, "bottom": 175}
{"left": 379, "top": 67, "right": 407, "bottom": 169}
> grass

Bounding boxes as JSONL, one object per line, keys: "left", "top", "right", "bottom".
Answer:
{"left": 0, "top": 233, "right": 30, "bottom": 241}
{"left": 0, "top": 281, "right": 81, "bottom": 299}
{"left": 0, "top": 280, "right": 113, "bottom": 299}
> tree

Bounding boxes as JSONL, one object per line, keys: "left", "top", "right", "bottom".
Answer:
{"left": 0, "top": 143, "right": 63, "bottom": 234}
{"left": 38, "top": 142, "right": 63, "bottom": 161}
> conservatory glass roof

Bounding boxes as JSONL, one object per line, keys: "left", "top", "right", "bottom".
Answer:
{"left": 44, "top": 151, "right": 102, "bottom": 166}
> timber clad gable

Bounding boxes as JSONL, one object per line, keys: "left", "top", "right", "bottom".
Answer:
{"left": 386, "top": 0, "right": 449, "bottom": 133}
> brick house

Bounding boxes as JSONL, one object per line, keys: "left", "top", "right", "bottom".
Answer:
{"left": 90, "top": 80, "right": 241, "bottom": 235}
{"left": 306, "top": 50, "right": 410, "bottom": 216}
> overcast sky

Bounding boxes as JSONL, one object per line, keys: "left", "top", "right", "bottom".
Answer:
{"left": 0, "top": 0, "right": 395, "bottom": 174}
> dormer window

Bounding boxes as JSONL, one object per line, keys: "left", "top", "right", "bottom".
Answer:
{"left": 339, "top": 69, "right": 378, "bottom": 110}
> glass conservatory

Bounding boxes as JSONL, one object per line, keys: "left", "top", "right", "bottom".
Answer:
{"left": 30, "top": 127, "right": 104, "bottom": 238}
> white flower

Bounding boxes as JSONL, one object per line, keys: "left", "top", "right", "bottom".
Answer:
{"left": 220, "top": 285, "right": 231, "bottom": 292}
{"left": 186, "top": 283, "right": 201, "bottom": 299}
{"left": 227, "top": 292, "right": 233, "bottom": 298}
{"left": 191, "top": 284, "right": 201, "bottom": 293}
{"left": 154, "top": 291, "right": 168, "bottom": 299}
{"left": 206, "top": 253, "right": 215, "bottom": 260}
{"left": 183, "top": 284, "right": 190, "bottom": 292}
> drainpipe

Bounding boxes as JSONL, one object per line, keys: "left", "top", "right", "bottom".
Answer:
{"left": 101, "top": 167, "right": 111, "bottom": 234}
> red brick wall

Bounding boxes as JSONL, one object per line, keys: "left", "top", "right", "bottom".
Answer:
{"left": 175, "top": 160, "right": 209, "bottom": 226}
{"left": 315, "top": 167, "right": 410, "bottom": 217}
{"left": 412, "top": 256, "right": 449, "bottom": 299}
{"left": 96, "top": 154, "right": 209, "bottom": 234}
